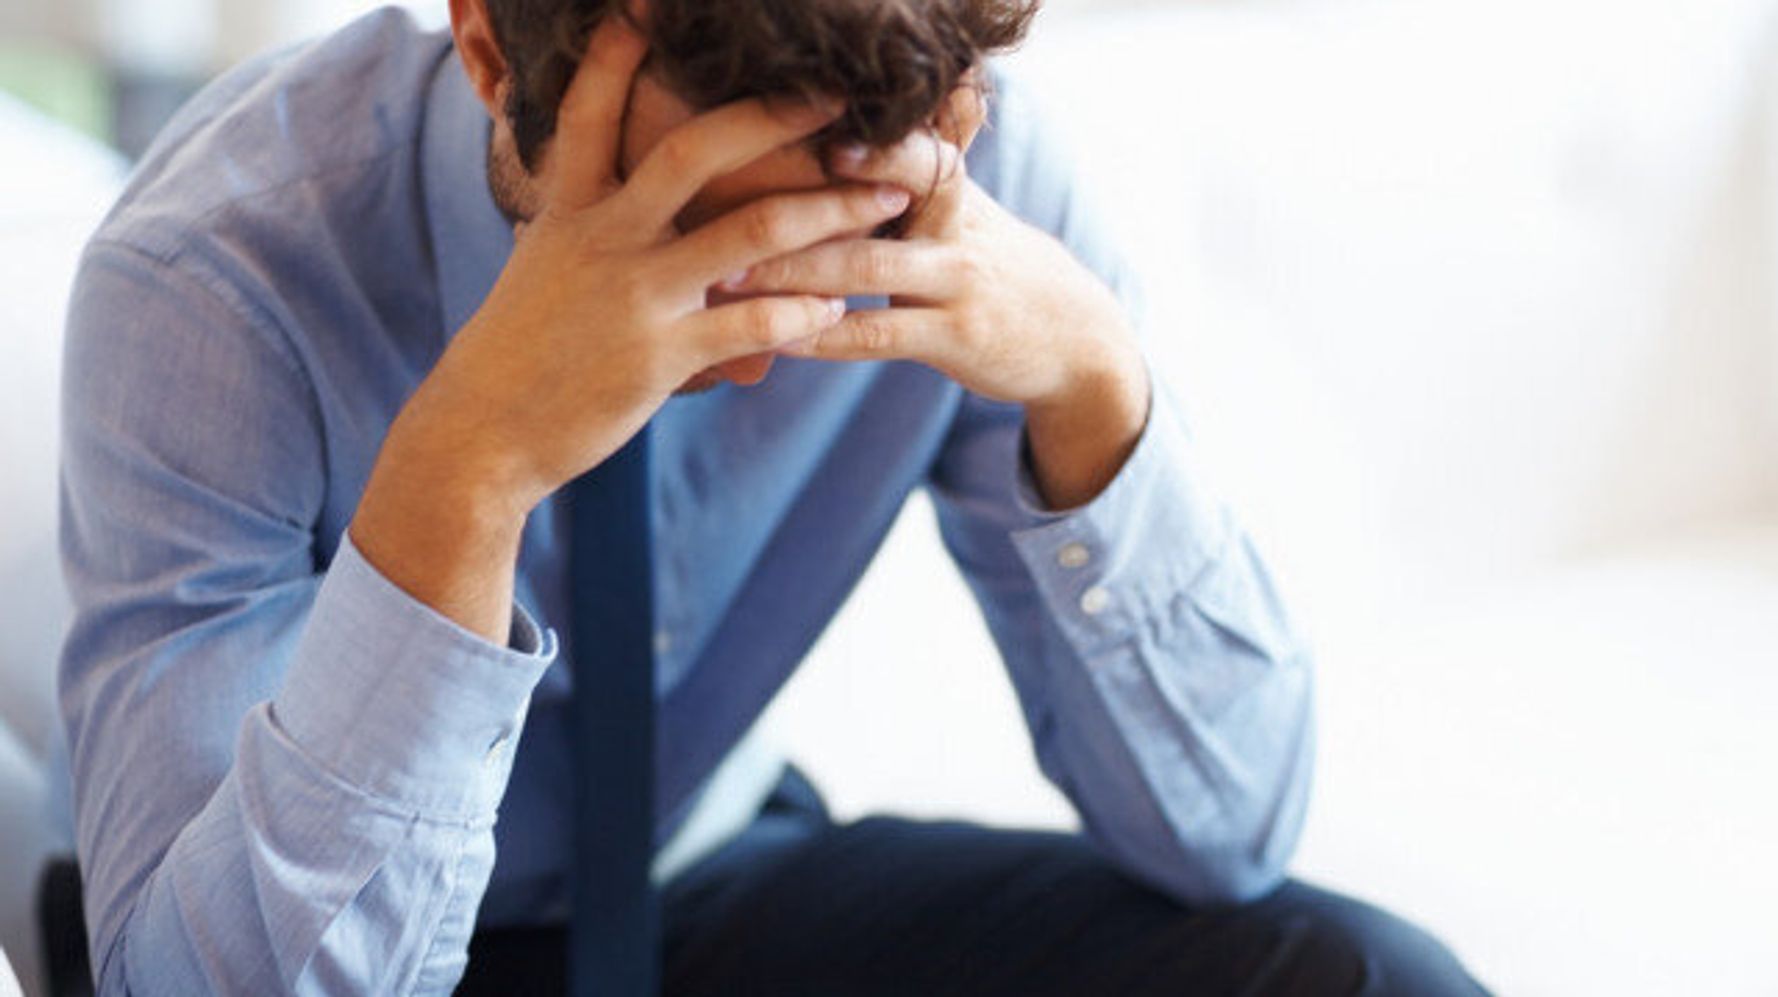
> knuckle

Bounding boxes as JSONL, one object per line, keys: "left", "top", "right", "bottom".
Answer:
{"left": 952, "top": 244, "right": 987, "bottom": 283}
{"left": 652, "top": 133, "right": 696, "bottom": 177}
{"left": 743, "top": 301, "right": 792, "bottom": 347}
{"left": 857, "top": 245, "right": 898, "bottom": 285}
{"left": 773, "top": 257, "right": 811, "bottom": 289}
{"left": 743, "top": 202, "right": 789, "bottom": 249}
{"left": 855, "top": 316, "right": 895, "bottom": 354}
{"left": 744, "top": 257, "right": 784, "bottom": 288}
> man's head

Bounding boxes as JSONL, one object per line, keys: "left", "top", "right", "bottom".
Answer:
{"left": 453, "top": 0, "right": 1037, "bottom": 226}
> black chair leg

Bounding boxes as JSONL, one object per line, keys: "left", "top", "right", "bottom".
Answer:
{"left": 36, "top": 858, "right": 91, "bottom": 997}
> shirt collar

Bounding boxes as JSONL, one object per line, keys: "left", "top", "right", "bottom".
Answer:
{"left": 420, "top": 49, "right": 514, "bottom": 342}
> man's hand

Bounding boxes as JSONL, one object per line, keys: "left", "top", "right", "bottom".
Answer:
{"left": 423, "top": 20, "right": 911, "bottom": 506}
{"left": 730, "top": 82, "right": 1153, "bottom": 509}
{"left": 351, "top": 17, "right": 911, "bottom": 639}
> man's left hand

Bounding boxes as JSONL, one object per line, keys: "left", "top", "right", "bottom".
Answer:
{"left": 729, "top": 80, "right": 1153, "bottom": 508}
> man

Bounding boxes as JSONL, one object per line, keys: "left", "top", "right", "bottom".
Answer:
{"left": 58, "top": 0, "right": 1484, "bottom": 992}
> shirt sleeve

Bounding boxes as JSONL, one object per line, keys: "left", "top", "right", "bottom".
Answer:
{"left": 60, "top": 240, "right": 554, "bottom": 995}
{"left": 923, "top": 69, "right": 1316, "bottom": 905}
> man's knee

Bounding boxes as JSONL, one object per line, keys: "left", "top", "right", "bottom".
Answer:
{"left": 1218, "top": 881, "right": 1487, "bottom": 997}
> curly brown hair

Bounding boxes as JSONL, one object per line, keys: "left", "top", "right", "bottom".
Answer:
{"left": 486, "top": 0, "right": 1040, "bottom": 171}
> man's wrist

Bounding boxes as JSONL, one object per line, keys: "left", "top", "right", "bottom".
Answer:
{"left": 350, "top": 399, "right": 537, "bottom": 644}
{"left": 1023, "top": 326, "right": 1151, "bottom": 511}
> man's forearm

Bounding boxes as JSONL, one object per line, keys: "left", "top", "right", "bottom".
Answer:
{"left": 1013, "top": 379, "right": 1314, "bottom": 905}
{"left": 1023, "top": 332, "right": 1151, "bottom": 510}
{"left": 349, "top": 383, "right": 537, "bottom": 643}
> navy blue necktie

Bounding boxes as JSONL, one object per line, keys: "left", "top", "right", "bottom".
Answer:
{"left": 566, "top": 426, "right": 658, "bottom": 996}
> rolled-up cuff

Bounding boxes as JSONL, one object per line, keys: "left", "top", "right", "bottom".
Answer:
{"left": 1010, "top": 373, "right": 1233, "bottom": 659}
{"left": 274, "top": 532, "right": 556, "bottom": 822}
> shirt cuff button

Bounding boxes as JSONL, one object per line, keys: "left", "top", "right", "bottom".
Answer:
{"left": 1079, "top": 586, "right": 1112, "bottom": 616}
{"left": 1057, "top": 542, "right": 1091, "bottom": 569}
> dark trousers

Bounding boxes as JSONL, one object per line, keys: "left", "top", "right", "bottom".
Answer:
{"left": 459, "top": 770, "right": 1487, "bottom": 996}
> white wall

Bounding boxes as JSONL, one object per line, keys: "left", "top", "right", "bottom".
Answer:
{"left": 1007, "top": 0, "right": 1778, "bottom": 594}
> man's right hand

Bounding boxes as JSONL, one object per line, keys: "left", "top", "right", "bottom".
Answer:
{"left": 350, "top": 16, "right": 910, "bottom": 640}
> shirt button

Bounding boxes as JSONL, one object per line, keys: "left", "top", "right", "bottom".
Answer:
{"left": 1079, "top": 586, "right": 1112, "bottom": 616}
{"left": 1056, "top": 542, "right": 1091, "bottom": 569}
{"left": 653, "top": 630, "right": 673, "bottom": 656}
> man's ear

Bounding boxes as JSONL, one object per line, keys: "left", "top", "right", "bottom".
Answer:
{"left": 449, "top": 0, "right": 508, "bottom": 116}
{"left": 936, "top": 65, "right": 990, "bottom": 155}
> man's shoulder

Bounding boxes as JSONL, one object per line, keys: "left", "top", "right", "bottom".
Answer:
{"left": 94, "top": 8, "right": 449, "bottom": 267}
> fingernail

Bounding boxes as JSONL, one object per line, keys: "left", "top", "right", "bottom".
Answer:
{"left": 834, "top": 143, "right": 869, "bottom": 167}
{"left": 720, "top": 268, "right": 750, "bottom": 290}
{"left": 877, "top": 186, "right": 910, "bottom": 212}
{"left": 827, "top": 297, "right": 847, "bottom": 320}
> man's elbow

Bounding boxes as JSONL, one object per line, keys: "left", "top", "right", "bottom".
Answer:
{"left": 1197, "top": 740, "right": 1315, "bottom": 905}
{"left": 1175, "top": 845, "right": 1292, "bottom": 907}
{"left": 1110, "top": 745, "right": 1314, "bottom": 909}
{"left": 1133, "top": 823, "right": 1297, "bottom": 909}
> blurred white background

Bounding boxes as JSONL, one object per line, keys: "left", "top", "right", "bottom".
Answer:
{"left": 3, "top": 0, "right": 1777, "bottom": 995}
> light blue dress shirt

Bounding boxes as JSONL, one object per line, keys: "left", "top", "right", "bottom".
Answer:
{"left": 59, "top": 9, "right": 1315, "bottom": 994}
